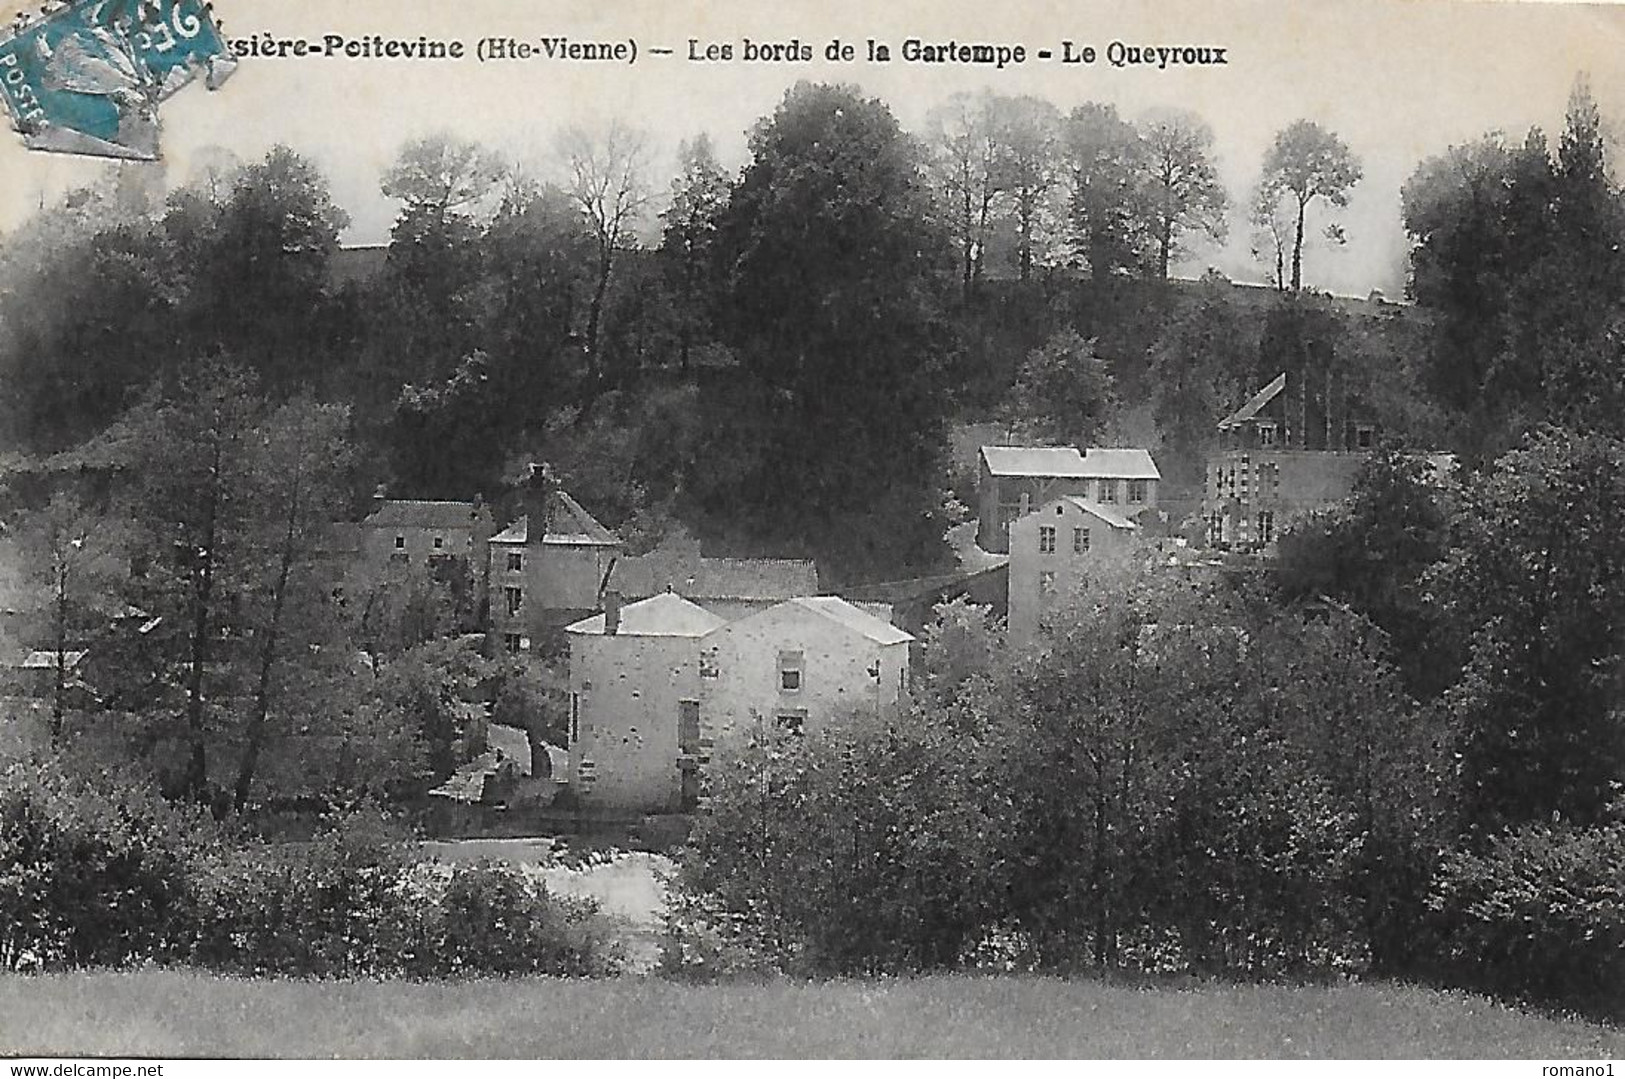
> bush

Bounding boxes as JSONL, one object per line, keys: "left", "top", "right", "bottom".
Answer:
{"left": 1429, "top": 820, "right": 1625, "bottom": 1020}
{"left": 0, "top": 760, "right": 205, "bottom": 971}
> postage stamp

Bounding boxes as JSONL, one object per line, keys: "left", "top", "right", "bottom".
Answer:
{"left": 0, "top": 0, "right": 234, "bottom": 160}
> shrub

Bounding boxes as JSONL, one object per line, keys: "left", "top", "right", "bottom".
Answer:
{"left": 0, "top": 760, "right": 204, "bottom": 971}
{"left": 1429, "top": 820, "right": 1625, "bottom": 1020}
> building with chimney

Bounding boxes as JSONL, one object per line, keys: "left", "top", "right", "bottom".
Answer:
{"left": 563, "top": 592, "right": 725, "bottom": 813}
{"left": 358, "top": 496, "right": 493, "bottom": 573}
{"left": 977, "top": 446, "right": 1160, "bottom": 554}
{"left": 487, "top": 464, "right": 622, "bottom": 654}
{"left": 1202, "top": 373, "right": 1376, "bottom": 551}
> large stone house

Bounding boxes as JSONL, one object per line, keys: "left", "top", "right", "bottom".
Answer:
{"left": 487, "top": 465, "right": 622, "bottom": 655}
{"left": 1203, "top": 373, "right": 1376, "bottom": 551}
{"left": 1007, "top": 496, "right": 1142, "bottom": 649}
{"left": 700, "top": 596, "right": 914, "bottom": 740}
{"left": 564, "top": 592, "right": 726, "bottom": 813}
{"left": 977, "top": 446, "right": 1160, "bottom": 554}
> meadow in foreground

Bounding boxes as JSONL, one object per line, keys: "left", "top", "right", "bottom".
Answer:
{"left": 2, "top": 971, "right": 1620, "bottom": 1059}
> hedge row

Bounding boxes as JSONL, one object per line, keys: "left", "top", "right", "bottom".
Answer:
{"left": 0, "top": 761, "right": 618, "bottom": 978}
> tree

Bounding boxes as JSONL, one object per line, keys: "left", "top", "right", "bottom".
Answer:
{"left": 123, "top": 360, "right": 263, "bottom": 803}
{"left": 659, "top": 135, "right": 730, "bottom": 372}
{"left": 706, "top": 82, "right": 956, "bottom": 578}
{"left": 1004, "top": 329, "right": 1117, "bottom": 448}
{"left": 1059, "top": 103, "right": 1148, "bottom": 279}
{"left": 1437, "top": 428, "right": 1625, "bottom": 837}
{"left": 1274, "top": 445, "right": 1454, "bottom": 697}
{"left": 380, "top": 133, "right": 506, "bottom": 222}
{"left": 13, "top": 492, "right": 125, "bottom": 746}
{"left": 1256, "top": 121, "right": 1362, "bottom": 291}
{"left": 557, "top": 122, "right": 653, "bottom": 383}
{"left": 924, "top": 90, "right": 1007, "bottom": 296}
{"left": 996, "top": 96, "right": 1062, "bottom": 282}
{"left": 232, "top": 398, "right": 356, "bottom": 811}
{"left": 1136, "top": 109, "right": 1227, "bottom": 280}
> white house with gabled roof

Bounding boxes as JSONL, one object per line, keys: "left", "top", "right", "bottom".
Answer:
{"left": 1007, "top": 495, "right": 1143, "bottom": 649}
{"left": 699, "top": 596, "right": 914, "bottom": 741}
{"left": 564, "top": 591, "right": 726, "bottom": 812}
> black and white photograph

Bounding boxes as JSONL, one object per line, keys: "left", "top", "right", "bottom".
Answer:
{"left": 0, "top": 0, "right": 1622, "bottom": 1064}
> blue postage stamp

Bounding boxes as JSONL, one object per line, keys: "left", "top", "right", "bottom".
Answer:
{"left": 0, "top": 0, "right": 235, "bottom": 160}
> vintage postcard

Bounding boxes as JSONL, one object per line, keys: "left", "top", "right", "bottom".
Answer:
{"left": 0, "top": 0, "right": 1623, "bottom": 1066}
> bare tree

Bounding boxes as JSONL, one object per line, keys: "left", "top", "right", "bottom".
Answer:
{"left": 924, "top": 90, "right": 1007, "bottom": 297}
{"left": 557, "top": 121, "right": 653, "bottom": 379}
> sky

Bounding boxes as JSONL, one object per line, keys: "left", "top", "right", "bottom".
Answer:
{"left": 1, "top": 0, "right": 1624, "bottom": 296}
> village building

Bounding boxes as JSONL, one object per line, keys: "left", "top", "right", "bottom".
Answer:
{"left": 564, "top": 591, "right": 726, "bottom": 814}
{"left": 359, "top": 495, "right": 494, "bottom": 572}
{"left": 1006, "top": 496, "right": 1142, "bottom": 649}
{"left": 488, "top": 464, "right": 622, "bottom": 654}
{"left": 607, "top": 532, "right": 820, "bottom": 622}
{"left": 1203, "top": 372, "right": 1378, "bottom": 551}
{"left": 977, "top": 446, "right": 1160, "bottom": 554}
{"left": 700, "top": 596, "right": 914, "bottom": 742}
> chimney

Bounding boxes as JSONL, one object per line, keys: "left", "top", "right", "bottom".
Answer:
{"left": 371, "top": 483, "right": 388, "bottom": 514}
{"left": 603, "top": 590, "right": 621, "bottom": 636}
{"left": 524, "top": 462, "right": 556, "bottom": 547}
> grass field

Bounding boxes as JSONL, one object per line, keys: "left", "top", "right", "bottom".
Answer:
{"left": 1, "top": 971, "right": 1620, "bottom": 1058}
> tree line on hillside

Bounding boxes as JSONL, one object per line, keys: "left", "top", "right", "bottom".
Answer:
{"left": 2, "top": 82, "right": 1375, "bottom": 585}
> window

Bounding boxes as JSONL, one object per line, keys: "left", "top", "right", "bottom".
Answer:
{"left": 699, "top": 648, "right": 719, "bottom": 680}
{"left": 1258, "top": 422, "right": 1277, "bottom": 448}
{"left": 1355, "top": 425, "right": 1375, "bottom": 450}
{"left": 775, "top": 710, "right": 807, "bottom": 735}
{"left": 1074, "top": 526, "right": 1091, "bottom": 553}
{"left": 394, "top": 535, "right": 406, "bottom": 550}
{"left": 1257, "top": 511, "right": 1276, "bottom": 545}
{"left": 1038, "top": 525, "right": 1056, "bottom": 554}
{"left": 432, "top": 535, "right": 444, "bottom": 550}
{"left": 1127, "top": 479, "right": 1147, "bottom": 504}
{"left": 569, "top": 693, "right": 580, "bottom": 744}
{"left": 1099, "top": 480, "right": 1118, "bottom": 503}
{"left": 778, "top": 650, "right": 803, "bottom": 693}
{"left": 505, "top": 586, "right": 523, "bottom": 616}
{"left": 503, "top": 633, "right": 523, "bottom": 654}
{"left": 1039, "top": 570, "right": 1056, "bottom": 595}
{"left": 678, "top": 700, "right": 701, "bottom": 755}
{"left": 506, "top": 551, "right": 523, "bottom": 573}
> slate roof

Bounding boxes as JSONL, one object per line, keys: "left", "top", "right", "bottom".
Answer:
{"left": 1058, "top": 497, "right": 1140, "bottom": 531}
{"left": 1217, "top": 373, "right": 1288, "bottom": 429}
{"left": 363, "top": 500, "right": 483, "bottom": 531}
{"left": 13, "top": 650, "right": 88, "bottom": 671}
{"left": 486, "top": 723, "right": 532, "bottom": 778}
{"left": 489, "top": 491, "right": 619, "bottom": 547}
{"left": 980, "top": 445, "right": 1089, "bottom": 478}
{"left": 787, "top": 596, "right": 914, "bottom": 646}
{"left": 611, "top": 553, "right": 819, "bottom": 602}
{"left": 565, "top": 592, "right": 728, "bottom": 638}
{"left": 1080, "top": 448, "right": 1161, "bottom": 481}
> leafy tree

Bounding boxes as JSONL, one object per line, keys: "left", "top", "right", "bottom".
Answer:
{"left": 1274, "top": 445, "right": 1454, "bottom": 697}
{"left": 1059, "top": 103, "right": 1148, "bottom": 279}
{"left": 1148, "top": 282, "right": 1255, "bottom": 486}
{"left": 1136, "top": 108, "right": 1228, "bottom": 280}
{"left": 707, "top": 82, "right": 956, "bottom": 579}
{"left": 1004, "top": 329, "right": 1117, "bottom": 448}
{"left": 122, "top": 360, "right": 263, "bottom": 803}
{"left": 1438, "top": 427, "right": 1625, "bottom": 836}
{"left": 660, "top": 135, "right": 731, "bottom": 372}
{"left": 380, "top": 133, "right": 506, "bottom": 222}
{"left": 996, "top": 96, "right": 1063, "bottom": 282}
{"left": 231, "top": 398, "right": 356, "bottom": 811}
{"left": 1256, "top": 120, "right": 1362, "bottom": 291}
